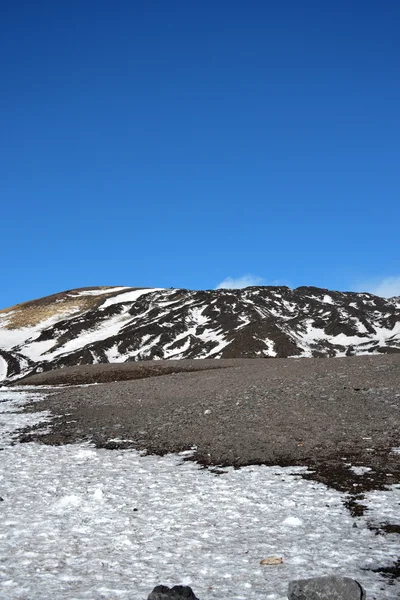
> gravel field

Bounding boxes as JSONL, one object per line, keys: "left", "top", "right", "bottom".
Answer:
{"left": 19, "top": 355, "right": 400, "bottom": 496}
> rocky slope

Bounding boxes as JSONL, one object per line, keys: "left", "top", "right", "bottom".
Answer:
{"left": 0, "top": 285, "right": 399, "bottom": 382}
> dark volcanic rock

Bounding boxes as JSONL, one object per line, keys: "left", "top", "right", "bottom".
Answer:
{"left": 288, "top": 575, "right": 366, "bottom": 600}
{"left": 0, "top": 349, "right": 32, "bottom": 380}
{"left": 147, "top": 585, "right": 199, "bottom": 600}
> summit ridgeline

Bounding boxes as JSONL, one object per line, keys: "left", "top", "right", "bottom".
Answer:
{"left": 0, "top": 285, "right": 399, "bottom": 382}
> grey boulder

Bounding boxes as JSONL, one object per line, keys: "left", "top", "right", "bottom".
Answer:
{"left": 288, "top": 576, "right": 366, "bottom": 600}
{"left": 147, "top": 585, "right": 199, "bottom": 600}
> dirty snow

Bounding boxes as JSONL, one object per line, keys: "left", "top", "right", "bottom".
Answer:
{"left": 0, "top": 389, "right": 51, "bottom": 449}
{"left": 0, "top": 390, "right": 400, "bottom": 600}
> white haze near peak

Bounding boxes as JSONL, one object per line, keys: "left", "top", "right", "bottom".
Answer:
{"left": 216, "top": 274, "right": 400, "bottom": 298}
{"left": 356, "top": 276, "right": 400, "bottom": 299}
{"left": 0, "top": 389, "right": 399, "bottom": 600}
{"left": 215, "top": 275, "right": 265, "bottom": 289}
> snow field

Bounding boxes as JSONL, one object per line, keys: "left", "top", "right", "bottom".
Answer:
{"left": 0, "top": 390, "right": 399, "bottom": 600}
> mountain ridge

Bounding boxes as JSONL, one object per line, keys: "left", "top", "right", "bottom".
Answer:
{"left": 1, "top": 285, "right": 399, "bottom": 382}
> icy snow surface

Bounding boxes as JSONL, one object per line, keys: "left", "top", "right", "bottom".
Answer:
{"left": 0, "top": 390, "right": 400, "bottom": 600}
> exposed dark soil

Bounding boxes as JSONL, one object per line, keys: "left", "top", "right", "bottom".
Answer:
{"left": 13, "top": 359, "right": 229, "bottom": 386}
{"left": 363, "top": 559, "right": 400, "bottom": 584}
{"left": 18, "top": 355, "right": 400, "bottom": 506}
{"left": 368, "top": 522, "right": 400, "bottom": 535}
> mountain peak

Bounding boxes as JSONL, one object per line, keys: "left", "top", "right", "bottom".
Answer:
{"left": 0, "top": 285, "right": 399, "bottom": 382}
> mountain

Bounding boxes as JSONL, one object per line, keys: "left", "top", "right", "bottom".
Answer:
{"left": 0, "top": 285, "right": 399, "bottom": 382}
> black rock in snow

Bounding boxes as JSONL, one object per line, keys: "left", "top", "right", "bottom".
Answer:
{"left": 147, "top": 585, "right": 199, "bottom": 600}
{"left": 288, "top": 575, "right": 366, "bottom": 600}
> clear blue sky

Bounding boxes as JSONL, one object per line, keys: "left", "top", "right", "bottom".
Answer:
{"left": 2, "top": 0, "right": 400, "bottom": 308}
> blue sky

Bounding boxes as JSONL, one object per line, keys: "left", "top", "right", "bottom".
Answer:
{"left": 2, "top": 1, "right": 399, "bottom": 308}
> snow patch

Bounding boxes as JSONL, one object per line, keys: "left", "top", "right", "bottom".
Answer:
{"left": 101, "top": 288, "right": 163, "bottom": 308}
{"left": 75, "top": 287, "right": 130, "bottom": 296}
{"left": 350, "top": 466, "right": 372, "bottom": 476}
{"left": 263, "top": 339, "right": 277, "bottom": 357}
{"left": 0, "top": 356, "right": 7, "bottom": 380}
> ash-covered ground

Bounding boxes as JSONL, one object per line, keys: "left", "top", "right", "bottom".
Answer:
{"left": 18, "top": 355, "right": 400, "bottom": 496}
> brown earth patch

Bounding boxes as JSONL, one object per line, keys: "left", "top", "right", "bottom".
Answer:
{"left": 12, "top": 359, "right": 230, "bottom": 386}
{"left": 0, "top": 287, "right": 134, "bottom": 329}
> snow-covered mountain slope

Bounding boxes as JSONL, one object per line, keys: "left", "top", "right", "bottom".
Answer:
{"left": 389, "top": 295, "right": 400, "bottom": 307}
{"left": 0, "top": 285, "right": 399, "bottom": 381}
